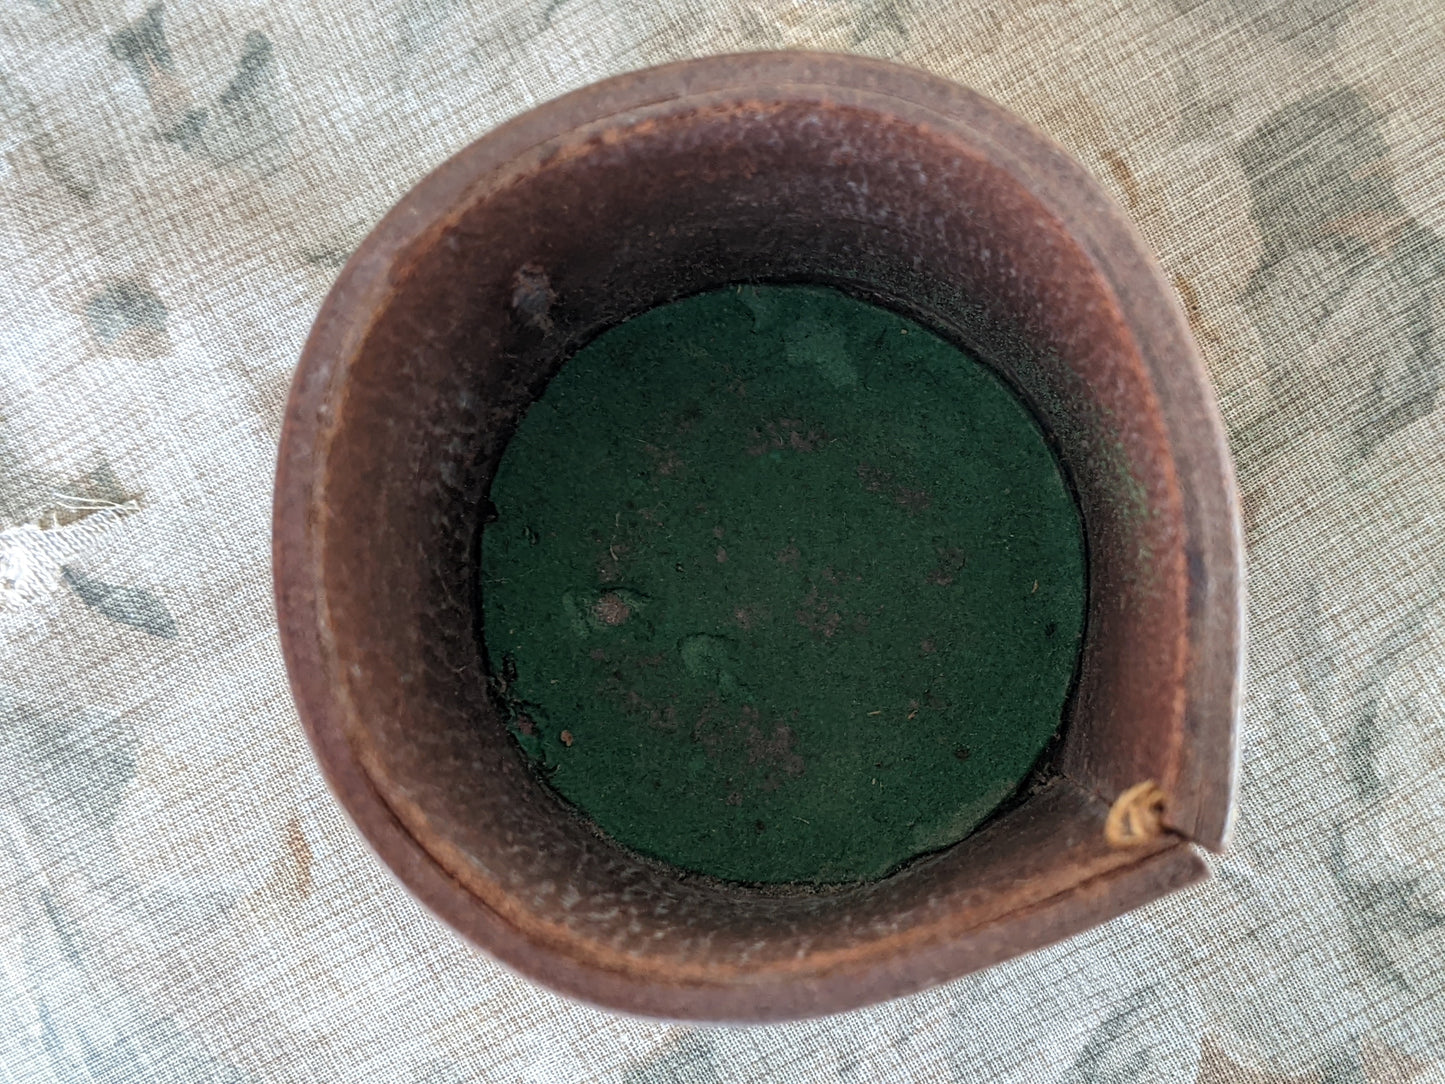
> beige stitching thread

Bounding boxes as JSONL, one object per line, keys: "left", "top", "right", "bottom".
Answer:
{"left": 1105, "top": 781, "right": 1167, "bottom": 848}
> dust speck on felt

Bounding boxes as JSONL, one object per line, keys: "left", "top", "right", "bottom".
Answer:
{"left": 594, "top": 592, "right": 630, "bottom": 626}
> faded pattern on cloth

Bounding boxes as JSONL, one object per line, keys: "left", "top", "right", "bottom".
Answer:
{"left": 2, "top": 1, "right": 1443, "bottom": 1081}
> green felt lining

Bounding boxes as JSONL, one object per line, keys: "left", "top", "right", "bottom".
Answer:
{"left": 480, "top": 285, "right": 1085, "bottom": 884}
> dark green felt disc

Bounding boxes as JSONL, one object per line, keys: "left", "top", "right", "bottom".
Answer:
{"left": 480, "top": 285, "right": 1085, "bottom": 884}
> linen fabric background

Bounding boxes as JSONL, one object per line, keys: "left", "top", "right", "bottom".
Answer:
{"left": 2, "top": 0, "right": 1443, "bottom": 1080}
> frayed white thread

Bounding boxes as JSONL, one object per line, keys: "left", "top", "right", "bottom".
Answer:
{"left": 0, "top": 498, "right": 139, "bottom": 609}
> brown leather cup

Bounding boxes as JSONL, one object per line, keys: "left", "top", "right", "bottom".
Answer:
{"left": 273, "top": 52, "right": 1243, "bottom": 1022}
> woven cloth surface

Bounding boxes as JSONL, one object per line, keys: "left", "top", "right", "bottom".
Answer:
{"left": 2, "top": 1, "right": 1443, "bottom": 1080}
